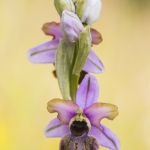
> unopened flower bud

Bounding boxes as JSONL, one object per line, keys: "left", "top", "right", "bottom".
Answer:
{"left": 61, "top": 10, "right": 84, "bottom": 45}
{"left": 75, "top": 0, "right": 102, "bottom": 25}
{"left": 54, "top": 0, "right": 75, "bottom": 16}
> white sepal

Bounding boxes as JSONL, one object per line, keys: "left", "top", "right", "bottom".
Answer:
{"left": 75, "top": 0, "right": 102, "bottom": 25}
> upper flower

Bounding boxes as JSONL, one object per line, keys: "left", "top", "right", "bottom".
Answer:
{"left": 44, "top": 74, "right": 120, "bottom": 150}
{"left": 27, "top": 22, "right": 104, "bottom": 74}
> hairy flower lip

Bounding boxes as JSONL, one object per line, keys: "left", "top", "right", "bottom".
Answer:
{"left": 60, "top": 133, "right": 99, "bottom": 150}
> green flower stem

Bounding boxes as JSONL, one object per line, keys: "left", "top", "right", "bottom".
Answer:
{"left": 70, "top": 43, "right": 78, "bottom": 102}
{"left": 70, "top": 73, "right": 79, "bottom": 102}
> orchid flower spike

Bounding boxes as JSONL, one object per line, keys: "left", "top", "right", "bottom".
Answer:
{"left": 61, "top": 10, "right": 84, "bottom": 45}
{"left": 44, "top": 74, "right": 120, "bottom": 150}
{"left": 27, "top": 22, "right": 104, "bottom": 74}
{"left": 75, "top": 0, "right": 102, "bottom": 25}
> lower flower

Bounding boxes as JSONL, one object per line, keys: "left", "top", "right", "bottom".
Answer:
{"left": 44, "top": 74, "right": 120, "bottom": 150}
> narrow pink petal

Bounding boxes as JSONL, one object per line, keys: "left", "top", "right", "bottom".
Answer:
{"left": 27, "top": 39, "right": 59, "bottom": 64}
{"left": 84, "top": 102, "right": 118, "bottom": 127}
{"left": 83, "top": 50, "right": 105, "bottom": 73}
{"left": 47, "top": 99, "right": 78, "bottom": 124}
{"left": 90, "top": 28, "right": 102, "bottom": 45}
{"left": 42, "top": 22, "right": 62, "bottom": 39}
{"left": 76, "top": 74, "right": 99, "bottom": 109}
{"left": 44, "top": 118, "right": 70, "bottom": 138}
{"left": 89, "top": 125, "right": 120, "bottom": 150}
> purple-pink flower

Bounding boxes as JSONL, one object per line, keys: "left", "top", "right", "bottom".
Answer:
{"left": 27, "top": 22, "right": 104, "bottom": 74}
{"left": 44, "top": 74, "right": 120, "bottom": 150}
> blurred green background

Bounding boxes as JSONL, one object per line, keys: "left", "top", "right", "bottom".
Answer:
{"left": 0, "top": 0, "right": 150, "bottom": 149}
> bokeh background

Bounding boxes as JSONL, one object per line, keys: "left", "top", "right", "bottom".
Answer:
{"left": 0, "top": 0, "right": 150, "bottom": 149}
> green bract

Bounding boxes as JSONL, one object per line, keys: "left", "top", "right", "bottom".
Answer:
{"left": 72, "top": 25, "right": 91, "bottom": 75}
{"left": 54, "top": 0, "right": 75, "bottom": 16}
{"left": 70, "top": 25, "right": 91, "bottom": 101}
{"left": 56, "top": 25, "right": 91, "bottom": 102}
{"left": 74, "top": 0, "right": 86, "bottom": 19}
{"left": 55, "top": 39, "right": 73, "bottom": 100}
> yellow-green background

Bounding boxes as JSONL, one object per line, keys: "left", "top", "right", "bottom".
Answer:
{"left": 0, "top": 0, "right": 150, "bottom": 149}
